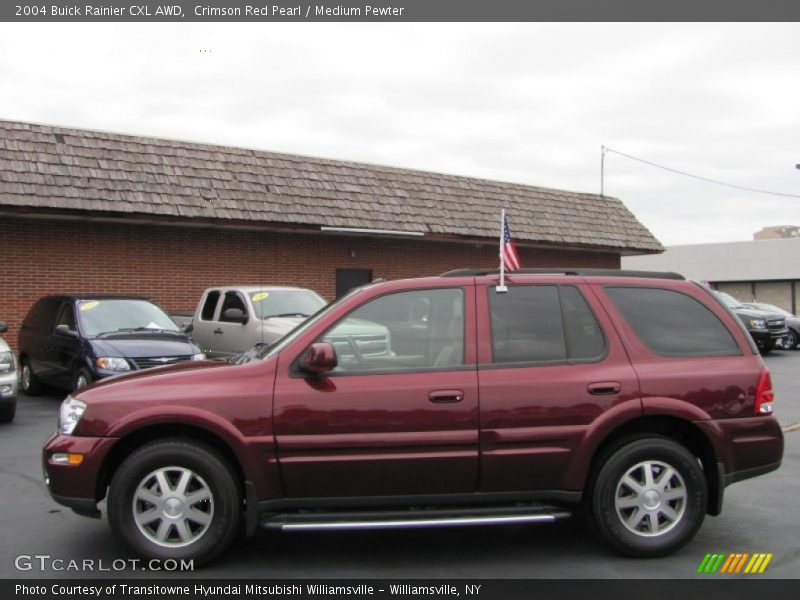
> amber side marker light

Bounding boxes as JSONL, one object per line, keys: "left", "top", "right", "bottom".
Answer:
{"left": 755, "top": 369, "right": 774, "bottom": 415}
{"left": 51, "top": 453, "right": 84, "bottom": 465}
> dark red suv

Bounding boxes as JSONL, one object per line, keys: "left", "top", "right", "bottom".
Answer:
{"left": 43, "top": 269, "right": 783, "bottom": 565}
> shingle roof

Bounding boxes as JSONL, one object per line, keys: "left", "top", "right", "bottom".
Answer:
{"left": 0, "top": 120, "right": 662, "bottom": 253}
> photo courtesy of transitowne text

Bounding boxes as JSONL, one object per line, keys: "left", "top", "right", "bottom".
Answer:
{"left": 1, "top": 1, "right": 799, "bottom": 599}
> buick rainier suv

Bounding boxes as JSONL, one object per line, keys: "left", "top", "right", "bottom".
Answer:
{"left": 43, "top": 269, "right": 783, "bottom": 565}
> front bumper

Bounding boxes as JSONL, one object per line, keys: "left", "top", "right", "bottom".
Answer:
{"left": 0, "top": 370, "right": 18, "bottom": 401}
{"left": 749, "top": 327, "right": 789, "bottom": 349}
{"left": 42, "top": 433, "right": 119, "bottom": 516}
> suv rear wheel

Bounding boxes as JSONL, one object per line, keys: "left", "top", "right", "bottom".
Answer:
{"left": 587, "top": 437, "right": 707, "bottom": 557}
{"left": 108, "top": 439, "right": 241, "bottom": 565}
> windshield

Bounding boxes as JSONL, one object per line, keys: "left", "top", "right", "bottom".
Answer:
{"left": 714, "top": 291, "right": 744, "bottom": 309}
{"left": 77, "top": 299, "right": 180, "bottom": 336}
{"left": 249, "top": 289, "right": 326, "bottom": 319}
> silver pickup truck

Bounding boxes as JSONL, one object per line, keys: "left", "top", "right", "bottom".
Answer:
{"left": 191, "top": 286, "right": 392, "bottom": 361}
{"left": 191, "top": 286, "right": 325, "bottom": 358}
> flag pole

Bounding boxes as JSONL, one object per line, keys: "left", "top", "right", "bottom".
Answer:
{"left": 497, "top": 209, "right": 507, "bottom": 293}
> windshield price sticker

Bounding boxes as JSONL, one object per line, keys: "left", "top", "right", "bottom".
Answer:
{"left": 78, "top": 301, "right": 99, "bottom": 311}
{"left": 251, "top": 292, "right": 269, "bottom": 302}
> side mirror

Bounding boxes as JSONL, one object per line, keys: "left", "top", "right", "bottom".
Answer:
{"left": 54, "top": 324, "right": 78, "bottom": 338}
{"left": 181, "top": 322, "right": 194, "bottom": 334}
{"left": 222, "top": 308, "right": 248, "bottom": 325}
{"left": 298, "top": 342, "right": 338, "bottom": 375}
{"left": 0, "top": 322, "right": 7, "bottom": 334}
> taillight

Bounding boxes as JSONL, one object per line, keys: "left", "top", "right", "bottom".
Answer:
{"left": 755, "top": 369, "right": 774, "bottom": 415}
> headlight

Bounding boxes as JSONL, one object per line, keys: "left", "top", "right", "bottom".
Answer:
{"left": 191, "top": 353, "right": 206, "bottom": 361}
{"left": 0, "top": 351, "right": 15, "bottom": 374}
{"left": 59, "top": 396, "right": 87, "bottom": 435}
{"left": 749, "top": 319, "right": 767, "bottom": 329}
{"left": 95, "top": 357, "right": 130, "bottom": 371}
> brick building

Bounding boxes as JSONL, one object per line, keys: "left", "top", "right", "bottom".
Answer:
{"left": 0, "top": 120, "right": 661, "bottom": 350}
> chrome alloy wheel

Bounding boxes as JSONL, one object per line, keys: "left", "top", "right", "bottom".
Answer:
{"left": 21, "top": 364, "right": 31, "bottom": 391}
{"left": 614, "top": 460, "right": 687, "bottom": 537}
{"left": 132, "top": 467, "right": 214, "bottom": 548}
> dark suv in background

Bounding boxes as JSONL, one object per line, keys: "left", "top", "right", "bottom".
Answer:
{"left": 743, "top": 302, "right": 800, "bottom": 350}
{"left": 712, "top": 291, "right": 789, "bottom": 354}
{"left": 19, "top": 295, "right": 204, "bottom": 393}
{"left": 43, "top": 270, "right": 783, "bottom": 565}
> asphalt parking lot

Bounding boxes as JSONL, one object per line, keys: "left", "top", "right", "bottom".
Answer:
{"left": 1, "top": 352, "right": 798, "bottom": 580}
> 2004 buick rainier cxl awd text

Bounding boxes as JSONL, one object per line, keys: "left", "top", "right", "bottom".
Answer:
{"left": 44, "top": 269, "right": 783, "bottom": 565}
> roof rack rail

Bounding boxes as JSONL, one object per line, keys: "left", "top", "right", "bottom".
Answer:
{"left": 439, "top": 268, "right": 685, "bottom": 280}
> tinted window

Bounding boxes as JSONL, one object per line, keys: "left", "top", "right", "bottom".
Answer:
{"left": 321, "top": 288, "right": 464, "bottom": 373}
{"left": 24, "top": 298, "right": 59, "bottom": 332}
{"left": 201, "top": 291, "right": 220, "bottom": 321}
{"left": 605, "top": 287, "right": 740, "bottom": 357}
{"left": 560, "top": 286, "right": 606, "bottom": 360}
{"left": 489, "top": 285, "right": 566, "bottom": 363}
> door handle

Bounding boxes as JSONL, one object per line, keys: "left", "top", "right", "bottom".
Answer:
{"left": 213, "top": 328, "right": 223, "bottom": 334}
{"left": 587, "top": 381, "right": 621, "bottom": 395}
{"left": 429, "top": 389, "right": 464, "bottom": 403}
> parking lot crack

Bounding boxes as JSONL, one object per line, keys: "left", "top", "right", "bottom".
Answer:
{"left": 0, "top": 465, "right": 44, "bottom": 486}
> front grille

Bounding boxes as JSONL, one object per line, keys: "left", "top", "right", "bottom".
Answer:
{"left": 767, "top": 319, "right": 786, "bottom": 331}
{"left": 132, "top": 355, "right": 192, "bottom": 370}
{"left": 327, "top": 334, "right": 390, "bottom": 357}
{"left": 353, "top": 334, "right": 390, "bottom": 356}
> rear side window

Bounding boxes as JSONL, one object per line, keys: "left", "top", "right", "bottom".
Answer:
{"left": 604, "top": 286, "right": 740, "bottom": 357}
{"left": 201, "top": 291, "right": 220, "bottom": 321}
{"left": 23, "top": 298, "right": 59, "bottom": 332}
{"left": 488, "top": 285, "right": 606, "bottom": 364}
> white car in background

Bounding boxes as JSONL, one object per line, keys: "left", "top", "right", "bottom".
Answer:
{"left": 0, "top": 321, "right": 18, "bottom": 423}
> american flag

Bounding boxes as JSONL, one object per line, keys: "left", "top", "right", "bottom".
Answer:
{"left": 502, "top": 213, "right": 521, "bottom": 271}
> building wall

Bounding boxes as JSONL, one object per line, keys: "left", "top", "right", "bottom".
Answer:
{"left": 622, "top": 238, "right": 799, "bottom": 314}
{"left": 0, "top": 217, "right": 619, "bottom": 351}
{"left": 754, "top": 281, "right": 793, "bottom": 309}
{"left": 622, "top": 238, "right": 800, "bottom": 282}
{"left": 715, "top": 282, "right": 755, "bottom": 302}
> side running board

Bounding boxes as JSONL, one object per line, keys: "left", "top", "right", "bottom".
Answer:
{"left": 260, "top": 506, "right": 571, "bottom": 532}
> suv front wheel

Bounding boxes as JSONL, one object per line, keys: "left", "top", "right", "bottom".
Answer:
{"left": 587, "top": 437, "right": 707, "bottom": 557}
{"left": 108, "top": 439, "right": 241, "bottom": 565}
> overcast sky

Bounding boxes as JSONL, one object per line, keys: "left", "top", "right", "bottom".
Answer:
{"left": 1, "top": 23, "right": 798, "bottom": 246}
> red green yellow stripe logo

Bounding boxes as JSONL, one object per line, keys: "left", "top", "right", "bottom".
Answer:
{"left": 697, "top": 553, "right": 773, "bottom": 574}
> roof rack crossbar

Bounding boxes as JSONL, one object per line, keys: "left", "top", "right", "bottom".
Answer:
{"left": 439, "top": 268, "right": 684, "bottom": 280}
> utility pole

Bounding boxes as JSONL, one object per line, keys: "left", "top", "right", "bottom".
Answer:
{"left": 600, "top": 145, "right": 607, "bottom": 196}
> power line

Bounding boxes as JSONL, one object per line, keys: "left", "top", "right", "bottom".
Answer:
{"left": 601, "top": 145, "right": 800, "bottom": 199}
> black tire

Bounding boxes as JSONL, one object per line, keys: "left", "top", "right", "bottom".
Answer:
{"left": 20, "top": 359, "right": 42, "bottom": 396}
{"left": 586, "top": 436, "right": 707, "bottom": 558}
{"left": 108, "top": 439, "right": 241, "bottom": 566}
{"left": 786, "top": 330, "right": 798, "bottom": 351}
{"left": 0, "top": 400, "right": 15, "bottom": 423}
{"left": 73, "top": 368, "right": 92, "bottom": 392}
